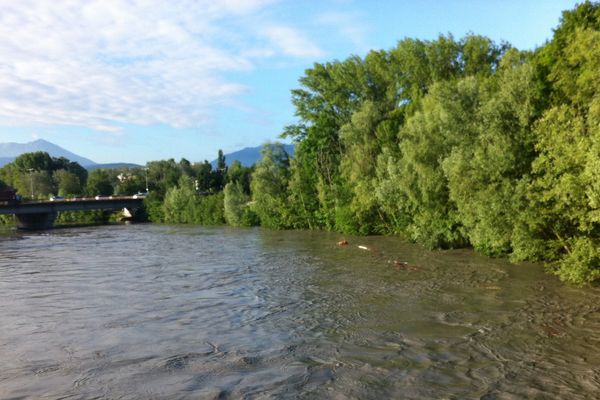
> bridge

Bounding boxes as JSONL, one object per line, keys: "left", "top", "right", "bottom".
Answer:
{"left": 0, "top": 196, "right": 144, "bottom": 229}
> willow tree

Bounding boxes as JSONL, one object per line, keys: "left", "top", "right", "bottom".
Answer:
{"left": 224, "top": 181, "right": 250, "bottom": 227}
{"left": 514, "top": 31, "right": 600, "bottom": 283}
{"left": 284, "top": 57, "right": 369, "bottom": 229}
{"left": 250, "top": 143, "right": 291, "bottom": 229}
{"left": 443, "top": 51, "right": 540, "bottom": 256}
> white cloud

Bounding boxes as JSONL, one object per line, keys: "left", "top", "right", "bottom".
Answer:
{"left": 316, "top": 11, "right": 370, "bottom": 51}
{"left": 0, "top": 0, "right": 318, "bottom": 133}
{"left": 261, "top": 25, "right": 325, "bottom": 58}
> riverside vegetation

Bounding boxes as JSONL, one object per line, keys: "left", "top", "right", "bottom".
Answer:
{"left": 1, "top": 2, "right": 599, "bottom": 285}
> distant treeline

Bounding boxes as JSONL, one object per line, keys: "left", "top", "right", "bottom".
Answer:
{"left": 1, "top": 2, "right": 598, "bottom": 284}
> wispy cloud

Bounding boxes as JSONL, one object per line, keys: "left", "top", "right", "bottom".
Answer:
{"left": 261, "top": 25, "right": 324, "bottom": 58}
{"left": 0, "top": 0, "right": 320, "bottom": 133}
{"left": 316, "top": 11, "right": 370, "bottom": 52}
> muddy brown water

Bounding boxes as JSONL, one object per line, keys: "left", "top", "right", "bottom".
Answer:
{"left": 0, "top": 224, "right": 599, "bottom": 399}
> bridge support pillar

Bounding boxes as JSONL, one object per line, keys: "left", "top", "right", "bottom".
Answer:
{"left": 15, "top": 212, "right": 57, "bottom": 230}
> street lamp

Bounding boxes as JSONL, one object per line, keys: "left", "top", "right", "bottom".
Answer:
{"left": 27, "top": 168, "right": 34, "bottom": 200}
{"left": 144, "top": 167, "right": 149, "bottom": 193}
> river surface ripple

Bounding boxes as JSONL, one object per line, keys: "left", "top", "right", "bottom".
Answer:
{"left": 0, "top": 224, "right": 599, "bottom": 399}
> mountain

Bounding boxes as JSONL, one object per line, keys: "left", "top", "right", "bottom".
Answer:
{"left": 0, "top": 139, "right": 296, "bottom": 170}
{"left": 0, "top": 157, "right": 14, "bottom": 167}
{"left": 87, "top": 163, "right": 142, "bottom": 171}
{"left": 212, "top": 144, "right": 295, "bottom": 167}
{"left": 0, "top": 139, "right": 96, "bottom": 167}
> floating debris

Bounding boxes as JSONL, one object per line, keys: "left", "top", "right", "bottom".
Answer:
{"left": 357, "top": 245, "right": 369, "bottom": 251}
{"left": 480, "top": 285, "right": 502, "bottom": 290}
{"left": 337, "top": 240, "right": 349, "bottom": 246}
{"left": 386, "top": 259, "right": 419, "bottom": 271}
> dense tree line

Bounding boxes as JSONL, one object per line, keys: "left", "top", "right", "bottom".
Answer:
{"left": 0, "top": 148, "right": 254, "bottom": 226}
{"left": 0, "top": 151, "right": 88, "bottom": 198}
{"left": 248, "top": 2, "right": 600, "bottom": 284}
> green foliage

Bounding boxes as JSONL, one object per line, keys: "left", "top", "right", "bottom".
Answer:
{"left": 443, "top": 61, "right": 539, "bottom": 255}
{"left": 192, "top": 161, "right": 212, "bottom": 193}
{"left": 54, "top": 170, "right": 81, "bottom": 197}
{"left": 272, "top": 2, "right": 600, "bottom": 284}
{"left": 224, "top": 181, "right": 253, "bottom": 227}
{"left": 85, "top": 169, "right": 113, "bottom": 196}
{"left": 162, "top": 177, "right": 224, "bottom": 225}
{"left": 226, "top": 160, "right": 252, "bottom": 194}
{"left": 286, "top": 151, "right": 320, "bottom": 229}
{"left": 0, "top": 151, "right": 88, "bottom": 199}
{"left": 250, "top": 143, "right": 291, "bottom": 229}
{"left": 510, "top": 4, "right": 600, "bottom": 284}
{"left": 162, "top": 177, "right": 199, "bottom": 224}
{"left": 144, "top": 191, "right": 165, "bottom": 222}
{"left": 196, "top": 193, "right": 225, "bottom": 225}
{"left": 14, "top": 151, "right": 53, "bottom": 172}
{"left": 394, "top": 79, "right": 480, "bottom": 248}
{"left": 52, "top": 157, "right": 88, "bottom": 186}
{"left": 554, "top": 237, "right": 600, "bottom": 284}
{"left": 146, "top": 159, "right": 182, "bottom": 199}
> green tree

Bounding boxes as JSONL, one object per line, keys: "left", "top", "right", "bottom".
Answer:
{"left": 146, "top": 159, "right": 182, "bottom": 199}
{"left": 210, "top": 150, "right": 227, "bottom": 192}
{"left": 86, "top": 169, "right": 113, "bottom": 196}
{"left": 226, "top": 160, "right": 252, "bottom": 194}
{"left": 224, "top": 181, "right": 250, "bottom": 226}
{"left": 26, "top": 170, "right": 55, "bottom": 199}
{"left": 511, "top": 4, "right": 600, "bottom": 284}
{"left": 163, "top": 177, "right": 198, "bottom": 224}
{"left": 52, "top": 157, "right": 87, "bottom": 186}
{"left": 193, "top": 161, "right": 213, "bottom": 193}
{"left": 443, "top": 55, "right": 540, "bottom": 255}
{"left": 179, "top": 158, "right": 193, "bottom": 177}
{"left": 53, "top": 170, "right": 82, "bottom": 197}
{"left": 393, "top": 79, "right": 481, "bottom": 248}
{"left": 250, "top": 143, "right": 291, "bottom": 229}
{"left": 14, "top": 151, "right": 53, "bottom": 172}
{"left": 162, "top": 176, "right": 225, "bottom": 225}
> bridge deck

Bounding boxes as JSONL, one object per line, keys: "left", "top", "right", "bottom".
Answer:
{"left": 0, "top": 196, "right": 144, "bottom": 215}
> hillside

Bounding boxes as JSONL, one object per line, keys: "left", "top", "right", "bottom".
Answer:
{"left": 0, "top": 139, "right": 96, "bottom": 167}
{"left": 212, "top": 144, "right": 295, "bottom": 167}
{"left": 87, "top": 163, "right": 142, "bottom": 171}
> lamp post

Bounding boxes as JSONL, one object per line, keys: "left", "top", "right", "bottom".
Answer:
{"left": 27, "top": 168, "right": 34, "bottom": 200}
{"left": 144, "top": 168, "right": 149, "bottom": 193}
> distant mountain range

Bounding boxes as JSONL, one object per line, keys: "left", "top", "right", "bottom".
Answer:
{"left": 0, "top": 139, "right": 294, "bottom": 170}
{"left": 87, "top": 163, "right": 142, "bottom": 171}
{"left": 0, "top": 139, "right": 96, "bottom": 167}
{"left": 211, "top": 144, "right": 295, "bottom": 167}
{"left": 0, "top": 139, "right": 142, "bottom": 170}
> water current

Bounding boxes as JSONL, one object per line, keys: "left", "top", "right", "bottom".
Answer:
{"left": 0, "top": 224, "right": 599, "bottom": 399}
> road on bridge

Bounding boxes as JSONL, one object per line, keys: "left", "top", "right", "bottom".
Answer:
{"left": 0, "top": 195, "right": 145, "bottom": 229}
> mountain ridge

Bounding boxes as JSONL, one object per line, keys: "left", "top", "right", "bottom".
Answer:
{"left": 0, "top": 139, "right": 96, "bottom": 167}
{"left": 0, "top": 139, "right": 294, "bottom": 169}
{"left": 211, "top": 144, "right": 295, "bottom": 167}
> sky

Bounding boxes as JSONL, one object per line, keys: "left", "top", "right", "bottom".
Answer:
{"left": 0, "top": 0, "right": 580, "bottom": 164}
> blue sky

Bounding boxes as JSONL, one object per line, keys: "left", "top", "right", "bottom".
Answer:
{"left": 0, "top": 0, "right": 579, "bottom": 164}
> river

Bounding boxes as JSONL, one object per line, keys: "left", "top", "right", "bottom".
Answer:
{"left": 0, "top": 224, "right": 599, "bottom": 399}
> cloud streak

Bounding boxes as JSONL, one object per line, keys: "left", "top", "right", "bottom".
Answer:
{"left": 261, "top": 25, "right": 325, "bottom": 58}
{"left": 0, "top": 0, "right": 322, "bottom": 133}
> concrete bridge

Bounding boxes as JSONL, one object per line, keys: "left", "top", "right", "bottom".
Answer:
{"left": 0, "top": 196, "right": 144, "bottom": 229}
